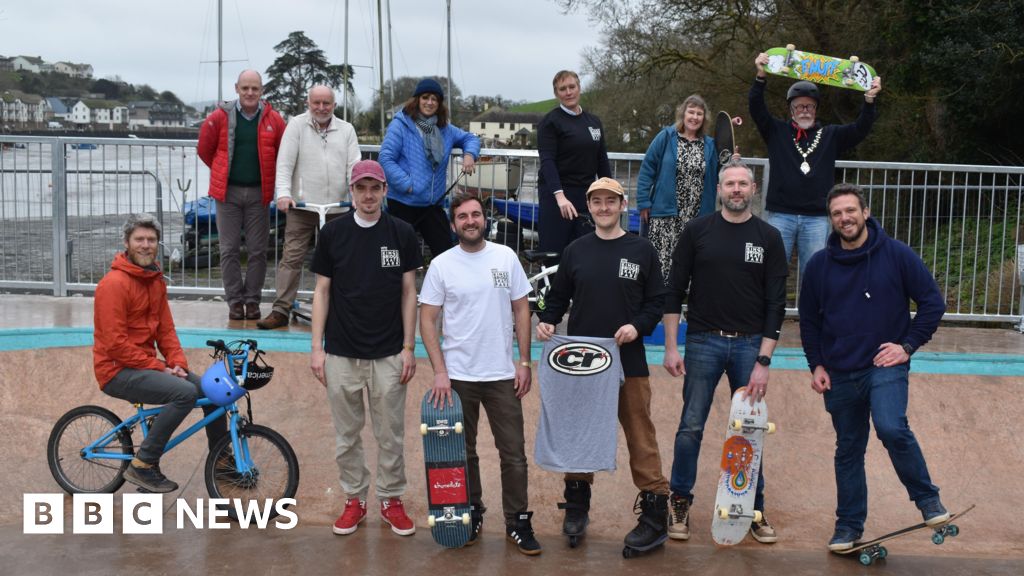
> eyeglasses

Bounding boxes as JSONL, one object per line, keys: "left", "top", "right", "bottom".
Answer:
{"left": 792, "top": 103, "right": 817, "bottom": 113}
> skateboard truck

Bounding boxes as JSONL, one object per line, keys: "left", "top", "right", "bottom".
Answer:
{"left": 420, "top": 420, "right": 464, "bottom": 436}
{"left": 729, "top": 418, "right": 777, "bottom": 434}
{"left": 717, "top": 503, "right": 763, "bottom": 523}
{"left": 427, "top": 506, "right": 471, "bottom": 528}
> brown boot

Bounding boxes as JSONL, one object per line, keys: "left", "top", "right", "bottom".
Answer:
{"left": 256, "top": 310, "right": 290, "bottom": 330}
{"left": 229, "top": 302, "right": 245, "bottom": 320}
{"left": 245, "top": 302, "right": 261, "bottom": 320}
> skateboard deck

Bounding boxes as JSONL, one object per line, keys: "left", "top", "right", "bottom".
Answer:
{"left": 420, "top": 389, "right": 472, "bottom": 548}
{"left": 764, "top": 45, "right": 877, "bottom": 91}
{"left": 713, "top": 111, "right": 736, "bottom": 165}
{"left": 711, "top": 387, "right": 773, "bottom": 545}
{"left": 835, "top": 504, "right": 975, "bottom": 566}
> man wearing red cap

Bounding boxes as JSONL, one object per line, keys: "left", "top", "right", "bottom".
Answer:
{"left": 310, "top": 159, "right": 422, "bottom": 537}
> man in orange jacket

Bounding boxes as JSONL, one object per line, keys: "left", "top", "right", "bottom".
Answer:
{"left": 198, "top": 69, "right": 285, "bottom": 321}
{"left": 94, "top": 213, "right": 227, "bottom": 493}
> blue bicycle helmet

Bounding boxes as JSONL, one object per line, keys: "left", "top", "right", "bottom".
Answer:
{"left": 201, "top": 357, "right": 246, "bottom": 406}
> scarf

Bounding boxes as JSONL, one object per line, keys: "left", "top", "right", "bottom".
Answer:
{"left": 415, "top": 114, "right": 446, "bottom": 167}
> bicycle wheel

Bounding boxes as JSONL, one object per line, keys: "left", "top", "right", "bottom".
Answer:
{"left": 205, "top": 424, "right": 299, "bottom": 520}
{"left": 47, "top": 405, "right": 133, "bottom": 493}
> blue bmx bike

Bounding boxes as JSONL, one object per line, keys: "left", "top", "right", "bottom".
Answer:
{"left": 46, "top": 339, "right": 299, "bottom": 518}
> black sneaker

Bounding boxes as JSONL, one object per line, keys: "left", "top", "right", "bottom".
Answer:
{"left": 506, "top": 511, "right": 542, "bottom": 556}
{"left": 465, "top": 507, "right": 484, "bottom": 547}
{"left": 123, "top": 463, "right": 178, "bottom": 493}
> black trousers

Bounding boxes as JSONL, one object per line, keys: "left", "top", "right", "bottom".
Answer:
{"left": 387, "top": 198, "right": 453, "bottom": 259}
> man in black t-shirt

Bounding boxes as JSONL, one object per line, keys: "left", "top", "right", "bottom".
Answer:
{"left": 311, "top": 160, "right": 422, "bottom": 538}
{"left": 537, "top": 177, "right": 671, "bottom": 553}
{"left": 662, "top": 160, "right": 788, "bottom": 544}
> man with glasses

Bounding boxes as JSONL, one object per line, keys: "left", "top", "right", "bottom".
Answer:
{"left": 750, "top": 53, "right": 882, "bottom": 276}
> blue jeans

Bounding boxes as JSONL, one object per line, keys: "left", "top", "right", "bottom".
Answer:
{"left": 823, "top": 364, "right": 940, "bottom": 533}
{"left": 670, "top": 331, "right": 766, "bottom": 511}
{"left": 763, "top": 210, "right": 828, "bottom": 278}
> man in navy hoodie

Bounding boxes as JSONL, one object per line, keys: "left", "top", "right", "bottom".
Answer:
{"left": 799, "top": 183, "right": 948, "bottom": 552}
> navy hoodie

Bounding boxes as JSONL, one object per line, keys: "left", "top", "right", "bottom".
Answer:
{"left": 799, "top": 217, "right": 945, "bottom": 372}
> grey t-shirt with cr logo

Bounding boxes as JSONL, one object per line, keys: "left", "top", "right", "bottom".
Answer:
{"left": 534, "top": 334, "right": 624, "bottom": 473}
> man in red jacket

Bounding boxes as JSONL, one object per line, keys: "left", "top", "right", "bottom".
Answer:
{"left": 198, "top": 69, "right": 285, "bottom": 321}
{"left": 94, "top": 214, "right": 227, "bottom": 493}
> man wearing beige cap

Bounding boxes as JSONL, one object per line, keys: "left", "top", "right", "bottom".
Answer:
{"left": 310, "top": 159, "right": 422, "bottom": 537}
{"left": 536, "top": 176, "right": 672, "bottom": 554}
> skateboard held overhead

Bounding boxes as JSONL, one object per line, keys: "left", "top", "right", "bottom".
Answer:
{"left": 764, "top": 45, "right": 877, "bottom": 91}
{"left": 835, "top": 504, "right": 975, "bottom": 566}
{"left": 420, "top": 389, "right": 472, "bottom": 548}
{"left": 711, "top": 387, "right": 775, "bottom": 545}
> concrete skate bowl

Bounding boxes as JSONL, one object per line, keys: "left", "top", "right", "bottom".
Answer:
{"left": 1, "top": 329, "right": 1021, "bottom": 562}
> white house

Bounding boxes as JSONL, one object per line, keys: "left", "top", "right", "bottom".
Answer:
{"left": 69, "top": 99, "right": 129, "bottom": 128}
{"left": 55, "top": 61, "right": 93, "bottom": 78}
{"left": 469, "top": 109, "right": 543, "bottom": 146}
{"left": 0, "top": 91, "right": 49, "bottom": 126}
{"left": 11, "top": 56, "right": 45, "bottom": 73}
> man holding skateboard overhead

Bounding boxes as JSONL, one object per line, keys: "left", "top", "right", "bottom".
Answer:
{"left": 750, "top": 52, "right": 881, "bottom": 276}
{"left": 662, "top": 160, "right": 787, "bottom": 543}
{"left": 799, "top": 183, "right": 948, "bottom": 551}
{"left": 418, "top": 193, "right": 542, "bottom": 555}
{"left": 310, "top": 159, "right": 421, "bottom": 537}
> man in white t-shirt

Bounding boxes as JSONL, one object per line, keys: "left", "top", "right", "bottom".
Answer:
{"left": 419, "top": 193, "right": 541, "bottom": 556}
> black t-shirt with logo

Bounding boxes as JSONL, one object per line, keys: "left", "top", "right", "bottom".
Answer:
{"left": 312, "top": 212, "right": 422, "bottom": 359}
{"left": 664, "top": 212, "right": 787, "bottom": 339}
{"left": 538, "top": 232, "right": 666, "bottom": 377}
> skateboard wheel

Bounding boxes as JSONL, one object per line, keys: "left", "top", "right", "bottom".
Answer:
{"left": 843, "top": 78, "right": 854, "bottom": 86}
{"left": 427, "top": 515, "right": 436, "bottom": 527}
{"left": 420, "top": 423, "right": 428, "bottom": 436}
{"left": 780, "top": 66, "right": 791, "bottom": 75}
{"left": 753, "top": 510, "right": 763, "bottom": 523}
{"left": 622, "top": 547, "right": 639, "bottom": 559}
{"left": 718, "top": 506, "right": 730, "bottom": 520}
{"left": 454, "top": 422, "right": 464, "bottom": 434}
{"left": 859, "top": 552, "right": 873, "bottom": 566}
{"left": 786, "top": 43, "right": 795, "bottom": 51}
{"left": 730, "top": 419, "right": 742, "bottom": 431}
{"left": 850, "top": 55, "right": 859, "bottom": 63}
{"left": 767, "top": 422, "right": 776, "bottom": 434}
{"left": 878, "top": 546, "right": 888, "bottom": 559}
{"left": 948, "top": 524, "right": 959, "bottom": 537}
{"left": 568, "top": 535, "right": 580, "bottom": 548}
{"left": 932, "top": 532, "right": 945, "bottom": 545}
{"left": 462, "top": 513, "right": 470, "bottom": 525}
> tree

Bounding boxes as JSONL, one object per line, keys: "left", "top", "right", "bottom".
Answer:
{"left": 159, "top": 90, "right": 183, "bottom": 106}
{"left": 560, "top": 0, "right": 1024, "bottom": 163}
{"left": 264, "top": 31, "right": 354, "bottom": 118}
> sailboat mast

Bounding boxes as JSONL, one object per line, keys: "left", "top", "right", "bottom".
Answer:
{"left": 378, "top": 0, "right": 385, "bottom": 136}
{"left": 217, "top": 0, "right": 223, "bottom": 102}
{"left": 343, "top": 0, "right": 350, "bottom": 121}
{"left": 446, "top": 0, "right": 452, "bottom": 123}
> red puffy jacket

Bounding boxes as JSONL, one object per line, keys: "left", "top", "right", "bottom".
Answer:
{"left": 93, "top": 253, "right": 188, "bottom": 388}
{"left": 197, "top": 100, "right": 285, "bottom": 205}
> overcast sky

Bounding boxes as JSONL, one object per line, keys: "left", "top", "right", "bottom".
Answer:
{"left": 0, "top": 0, "right": 602, "bottom": 109}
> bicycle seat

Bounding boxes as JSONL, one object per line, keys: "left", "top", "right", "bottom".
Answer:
{"left": 523, "top": 250, "right": 559, "bottom": 263}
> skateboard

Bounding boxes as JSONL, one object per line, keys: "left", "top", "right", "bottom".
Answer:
{"left": 713, "top": 111, "right": 741, "bottom": 165}
{"left": 764, "top": 45, "right": 877, "bottom": 91}
{"left": 420, "top": 389, "right": 472, "bottom": 548}
{"left": 835, "top": 504, "right": 975, "bottom": 566}
{"left": 711, "top": 387, "right": 775, "bottom": 545}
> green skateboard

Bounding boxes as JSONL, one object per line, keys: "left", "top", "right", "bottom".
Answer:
{"left": 764, "top": 45, "right": 877, "bottom": 91}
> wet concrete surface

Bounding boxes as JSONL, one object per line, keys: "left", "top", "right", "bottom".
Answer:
{"left": 1, "top": 295, "right": 1023, "bottom": 574}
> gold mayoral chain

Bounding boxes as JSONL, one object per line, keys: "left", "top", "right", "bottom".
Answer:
{"left": 793, "top": 129, "right": 822, "bottom": 175}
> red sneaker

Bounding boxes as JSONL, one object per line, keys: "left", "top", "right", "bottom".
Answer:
{"left": 380, "top": 497, "right": 416, "bottom": 536}
{"left": 332, "top": 498, "right": 366, "bottom": 535}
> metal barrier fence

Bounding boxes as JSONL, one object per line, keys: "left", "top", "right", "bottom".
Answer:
{"left": 1, "top": 136, "right": 1021, "bottom": 325}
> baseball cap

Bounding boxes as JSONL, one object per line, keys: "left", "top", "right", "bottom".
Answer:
{"left": 586, "top": 177, "right": 625, "bottom": 198}
{"left": 350, "top": 160, "right": 386, "bottom": 183}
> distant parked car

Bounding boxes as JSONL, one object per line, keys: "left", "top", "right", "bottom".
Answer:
{"left": 47, "top": 121, "right": 63, "bottom": 130}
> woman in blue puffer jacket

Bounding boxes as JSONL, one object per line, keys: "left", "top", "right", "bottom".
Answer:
{"left": 379, "top": 78, "right": 481, "bottom": 258}
{"left": 636, "top": 94, "right": 723, "bottom": 285}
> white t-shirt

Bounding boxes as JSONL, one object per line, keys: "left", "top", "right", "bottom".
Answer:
{"left": 419, "top": 241, "right": 531, "bottom": 381}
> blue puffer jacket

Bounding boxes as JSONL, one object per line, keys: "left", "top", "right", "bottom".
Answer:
{"left": 379, "top": 111, "right": 481, "bottom": 207}
{"left": 635, "top": 126, "right": 718, "bottom": 218}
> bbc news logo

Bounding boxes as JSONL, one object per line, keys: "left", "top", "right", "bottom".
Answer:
{"left": 23, "top": 493, "right": 297, "bottom": 534}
